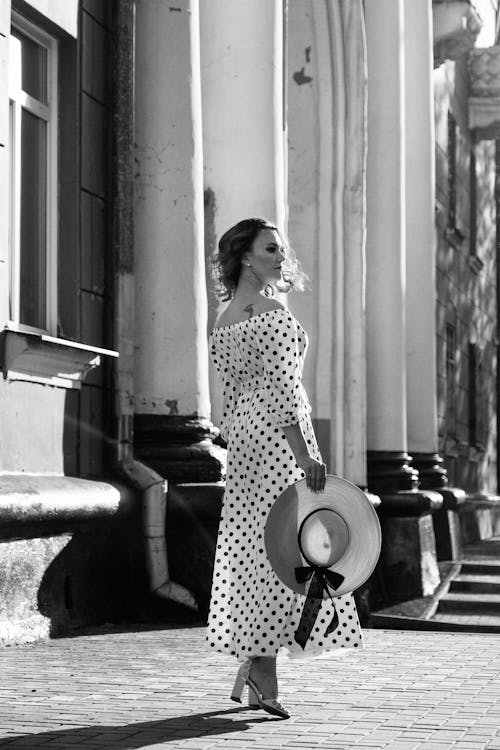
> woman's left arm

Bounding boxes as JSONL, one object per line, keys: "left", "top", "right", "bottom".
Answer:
{"left": 256, "top": 309, "right": 325, "bottom": 492}
{"left": 282, "top": 422, "right": 326, "bottom": 493}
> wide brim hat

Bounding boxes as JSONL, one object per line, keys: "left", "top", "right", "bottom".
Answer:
{"left": 264, "top": 475, "right": 381, "bottom": 598}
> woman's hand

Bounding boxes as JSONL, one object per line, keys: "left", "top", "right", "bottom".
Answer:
{"left": 296, "top": 453, "right": 327, "bottom": 493}
{"left": 281, "top": 423, "right": 327, "bottom": 493}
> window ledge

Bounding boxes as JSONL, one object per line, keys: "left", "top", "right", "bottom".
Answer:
{"left": 0, "top": 327, "right": 118, "bottom": 389}
{"left": 0, "top": 474, "right": 134, "bottom": 540}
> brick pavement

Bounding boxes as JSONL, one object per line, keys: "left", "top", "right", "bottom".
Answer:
{"left": 0, "top": 626, "right": 499, "bottom": 749}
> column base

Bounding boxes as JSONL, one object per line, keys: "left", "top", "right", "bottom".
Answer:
{"left": 134, "top": 415, "right": 226, "bottom": 483}
{"left": 411, "top": 451, "right": 448, "bottom": 490}
{"left": 367, "top": 450, "right": 419, "bottom": 493}
{"left": 379, "top": 513, "right": 441, "bottom": 602}
{"left": 367, "top": 452, "right": 443, "bottom": 602}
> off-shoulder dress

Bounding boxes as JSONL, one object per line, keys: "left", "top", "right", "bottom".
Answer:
{"left": 207, "top": 307, "right": 363, "bottom": 659}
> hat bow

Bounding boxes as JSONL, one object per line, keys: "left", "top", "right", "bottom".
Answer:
{"left": 294, "top": 564, "right": 345, "bottom": 649}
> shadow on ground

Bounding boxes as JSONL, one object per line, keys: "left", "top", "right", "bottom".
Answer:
{"left": 0, "top": 706, "right": 283, "bottom": 748}
{"left": 59, "top": 615, "right": 205, "bottom": 639}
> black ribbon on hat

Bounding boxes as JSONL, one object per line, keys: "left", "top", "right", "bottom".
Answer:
{"left": 293, "top": 510, "right": 345, "bottom": 650}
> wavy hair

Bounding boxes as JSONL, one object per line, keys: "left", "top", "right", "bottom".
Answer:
{"left": 211, "top": 217, "right": 308, "bottom": 301}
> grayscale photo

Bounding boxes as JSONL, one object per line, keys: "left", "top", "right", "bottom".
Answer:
{"left": 0, "top": 0, "right": 499, "bottom": 748}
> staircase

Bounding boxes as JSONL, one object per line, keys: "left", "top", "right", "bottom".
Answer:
{"left": 431, "top": 542, "right": 500, "bottom": 631}
{"left": 372, "top": 536, "right": 500, "bottom": 633}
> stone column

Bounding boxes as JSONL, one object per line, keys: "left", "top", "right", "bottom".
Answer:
{"left": 365, "top": 0, "right": 441, "bottom": 601}
{"left": 405, "top": 0, "right": 468, "bottom": 562}
{"left": 200, "top": 0, "right": 286, "bottom": 424}
{"left": 286, "top": 0, "right": 368, "bottom": 485}
{"left": 365, "top": 0, "right": 414, "bottom": 490}
{"left": 404, "top": 0, "right": 447, "bottom": 490}
{"left": 133, "top": 0, "right": 223, "bottom": 482}
{"left": 200, "top": 0, "right": 285, "bottom": 248}
{"left": 0, "top": 1, "right": 11, "bottom": 323}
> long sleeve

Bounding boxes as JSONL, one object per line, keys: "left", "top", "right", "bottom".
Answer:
{"left": 219, "top": 371, "right": 240, "bottom": 442}
{"left": 210, "top": 336, "right": 240, "bottom": 442}
{"left": 255, "top": 309, "right": 310, "bottom": 428}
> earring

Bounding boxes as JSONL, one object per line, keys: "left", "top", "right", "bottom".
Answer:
{"left": 244, "top": 262, "right": 252, "bottom": 267}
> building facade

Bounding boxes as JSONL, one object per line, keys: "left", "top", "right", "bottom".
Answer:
{"left": 0, "top": 0, "right": 498, "bottom": 643}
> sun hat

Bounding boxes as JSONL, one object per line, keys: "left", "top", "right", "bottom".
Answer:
{"left": 264, "top": 474, "right": 381, "bottom": 599}
{"left": 264, "top": 475, "right": 381, "bottom": 648}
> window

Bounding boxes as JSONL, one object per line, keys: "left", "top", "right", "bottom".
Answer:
{"left": 447, "top": 111, "right": 464, "bottom": 244}
{"left": 8, "top": 14, "right": 58, "bottom": 333}
{"left": 445, "top": 322, "right": 457, "bottom": 438}
{"left": 469, "top": 343, "right": 486, "bottom": 449}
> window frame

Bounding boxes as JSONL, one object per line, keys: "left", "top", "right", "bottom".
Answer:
{"left": 8, "top": 11, "right": 58, "bottom": 336}
{"left": 469, "top": 146, "right": 477, "bottom": 257}
{"left": 447, "top": 111, "right": 458, "bottom": 232}
{"left": 468, "top": 342, "right": 487, "bottom": 451}
{"left": 468, "top": 342, "right": 478, "bottom": 447}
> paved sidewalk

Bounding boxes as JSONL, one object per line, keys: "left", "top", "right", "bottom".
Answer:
{"left": 0, "top": 626, "right": 499, "bottom": 749}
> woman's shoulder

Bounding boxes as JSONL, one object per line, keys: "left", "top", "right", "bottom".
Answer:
{"left": 243, "top": 299, "right": 294, "bottom": 330}
{"left": 213, "top": 298, "right": 290, "bottom": 330}
{"left": 254, "top": 298, "right": 287, "bottom": 315}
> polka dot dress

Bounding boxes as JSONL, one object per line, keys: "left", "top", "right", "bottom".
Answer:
{"left": 207, "top": 308, "right": 363, "bottom": 661}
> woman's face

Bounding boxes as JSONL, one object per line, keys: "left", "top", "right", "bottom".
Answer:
{"left": 245, "top": 228, "right": 286, "bottom": 285}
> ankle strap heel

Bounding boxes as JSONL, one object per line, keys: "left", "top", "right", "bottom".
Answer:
{"left": 230, "top": 659, "right": 251, "bottom": 703}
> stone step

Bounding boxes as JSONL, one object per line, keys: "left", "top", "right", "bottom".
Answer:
{"left": 431, "top": 612, "right": 500, "bottom": 632}
{"left": 449, "top": 574, "right": 500, "bottom": 594}
{"left": 460, "top": 559, "right": 500, "bottom": 575}
{"left": 371, "top": 611, "right": 500, "bottom": 633}
{"left": 437, "top": 592, "right": 500, "bottom": 615}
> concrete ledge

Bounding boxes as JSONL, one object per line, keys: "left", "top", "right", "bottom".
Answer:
{"left": 377, "top": 489, "right": 443, "bottom": 517}
{"left": 0, "top": 475, "right": 143, "bottom": 644}
{"left": 439, "top": 487, "right": 467, "bottom": 510}
{"left": 0, "top": 475, "right": 135, "bottom": 540}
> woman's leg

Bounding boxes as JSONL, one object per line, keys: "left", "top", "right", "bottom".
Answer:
{"left": 249, "top": 656, "right": 278, "bottom": 699}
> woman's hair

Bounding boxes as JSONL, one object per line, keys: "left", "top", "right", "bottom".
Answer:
{"left": 211, "top": 217, "right": 308, "bottom": 301}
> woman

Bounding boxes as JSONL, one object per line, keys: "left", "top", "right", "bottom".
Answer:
{"left": 207, "top": 218, "right": 362, "bottom": 719}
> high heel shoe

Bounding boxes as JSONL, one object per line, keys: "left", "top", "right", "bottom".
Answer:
{"left": 246, "top": 676, "right": 290, "bottom": 719}
{"left": 230, "top": 660, "right": 290, "bottom": 719}
{"left": 230, "top": 659, "right": 259, "bottom": 707}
